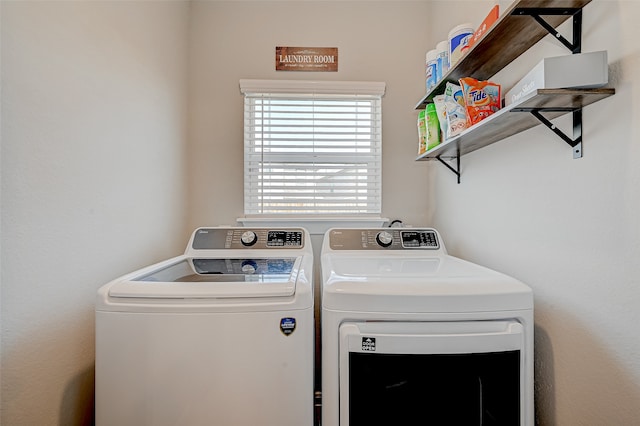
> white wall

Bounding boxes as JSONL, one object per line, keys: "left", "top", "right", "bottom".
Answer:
{"left": 1, "top": 1, "right": 190, "bottom": 424}
{"left": 187, "top": 0, "right": 432, "bottom": 230}
{"left": 190, "top": 1, "right": 640, "bottom": 424}
{"left": 427, "top": 1, "right": 640, "bottom": 424}
{"left": 2, "top": 0, "right": 639, "bottom": 425}
{"left": 187, "top": 0, "right": 435, "bottom": 398}
{"left": 0, "top": 1, "right": 4, "bottom": 419}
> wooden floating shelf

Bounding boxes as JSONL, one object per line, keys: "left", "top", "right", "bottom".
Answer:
{"left": 413, "top": 0, "right": 616, "bottom": 183}
{"left": 415, "top": 88, "right": 615, "bottom": 161}
{"left": 415, "top": 0, "right": 593, "bottom": 110}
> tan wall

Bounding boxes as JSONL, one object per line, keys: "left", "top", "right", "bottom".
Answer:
{"left": 1, "top": 2, "right": 190, "bottom": 424}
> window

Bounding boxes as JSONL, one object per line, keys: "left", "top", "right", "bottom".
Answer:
{"left": 240, "top": 80, "right": 385, "bottom": 216}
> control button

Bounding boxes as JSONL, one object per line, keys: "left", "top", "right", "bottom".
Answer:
{"left": 241, "top": 231, "right": 258, "bottom": 246}
{"left": 376, "top": 231, "right": 393, "bottom": 248}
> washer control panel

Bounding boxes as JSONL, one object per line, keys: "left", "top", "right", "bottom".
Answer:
{"left": 328, "top": 229, "right": 439, "bottom": 250}
{"left": 192, "top": 228, "right": 304, "bottom": 250}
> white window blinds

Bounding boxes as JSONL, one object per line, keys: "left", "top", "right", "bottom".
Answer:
{"left": 240, "top": 80, "right": 385, "bottom": 216}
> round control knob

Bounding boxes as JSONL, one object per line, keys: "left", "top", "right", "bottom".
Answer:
{"left": 376, "top": 231, "right": 393, "bottom": 248}
{"left": 241, "top": 260, "right": 258, "bottom": 274}
{"left": 241, "top": 231, "right": 258, "bottom": 246}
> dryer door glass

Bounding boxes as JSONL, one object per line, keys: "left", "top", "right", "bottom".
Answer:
{"left": 339, "top": 321, "right": 524, "bottom": 426}
{"left": 349, "top": 351, "right": 519, "bottom": 425}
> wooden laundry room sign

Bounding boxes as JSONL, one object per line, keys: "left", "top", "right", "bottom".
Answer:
{"left": 275, "top": 47, "right": 338, "bottom": 72}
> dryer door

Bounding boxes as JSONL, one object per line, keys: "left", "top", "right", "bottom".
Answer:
{"left": 339, "top": 321, "right": 525, "bottom": 426}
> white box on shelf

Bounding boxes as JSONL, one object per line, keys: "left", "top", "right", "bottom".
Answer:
{"left": 504, "top": 50, "right": 608, "bottom": 106}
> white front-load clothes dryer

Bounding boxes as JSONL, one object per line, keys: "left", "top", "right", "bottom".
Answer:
{"left": 96, "top": 227, "right": 314, "bottom": 426}
{"left": 321, "top": 228, "right": 534, "bottom": 426}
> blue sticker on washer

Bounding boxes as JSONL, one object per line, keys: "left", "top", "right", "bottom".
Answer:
{"left": 280, "top": 317, "right": 296, "bottom": 336}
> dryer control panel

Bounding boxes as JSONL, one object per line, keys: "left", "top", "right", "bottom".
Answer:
{"left": 328, "top": 229, "right": 440, "bottom": 250}
{"left": 191, "top": 228, "right": 305, "bottom": 250}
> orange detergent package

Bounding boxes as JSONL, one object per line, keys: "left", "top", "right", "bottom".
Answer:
{"left": 468, "top": 5, "right": 499, "bottom": 49}
{"left": 459, "top": 77, "right": 501, "bottom": 126}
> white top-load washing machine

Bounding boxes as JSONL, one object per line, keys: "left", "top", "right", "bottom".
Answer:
{"left": 96, "top": 227, "right": 314, "bottom": 426}
{"left": 321, "top": 228, "right": 534, "bottom": 426}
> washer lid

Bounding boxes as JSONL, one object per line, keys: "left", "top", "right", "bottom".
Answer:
{"left": 108, "top": 257, "right": 300, "bottom": 298}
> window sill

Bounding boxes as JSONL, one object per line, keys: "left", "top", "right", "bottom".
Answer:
{"left": 236, "top": 216, "right": 390, "bottom": 235}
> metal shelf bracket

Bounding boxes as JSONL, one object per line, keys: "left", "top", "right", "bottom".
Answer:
{"left": 532, "top": 109, "right": 583, "bottom": 158}
{"left": 508, "top": 7, "right": 587, "bottom": 158}
{"left": 511, "top": 107, "right": 584, "bottom": 158}
{"left": 436, "top": 154, "right": 461, "bottom": 184}
{"left": 513, "top": 8, "right": 582, "bottom": 53}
